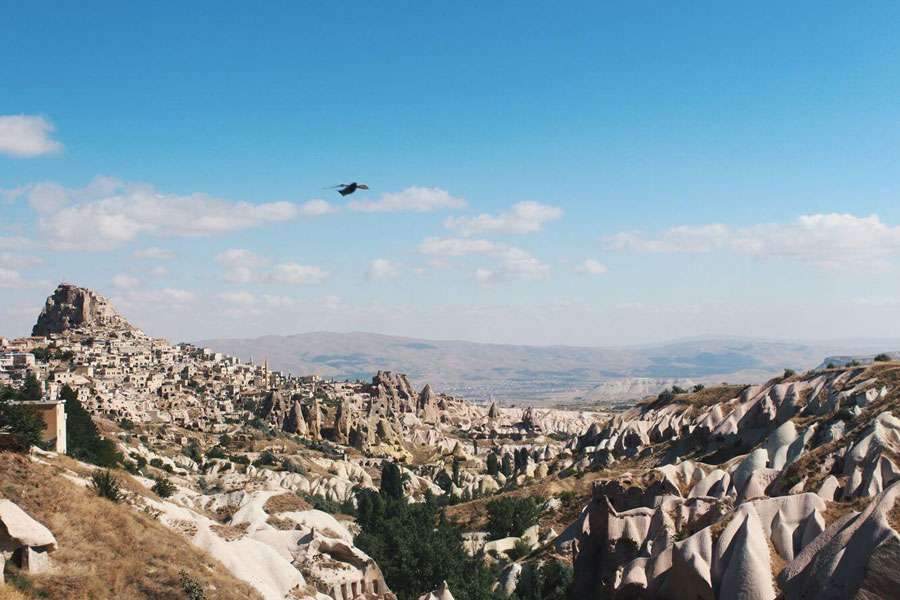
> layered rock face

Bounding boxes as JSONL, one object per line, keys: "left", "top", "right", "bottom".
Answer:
{"left": 567, "top": 364, "right": 900, "bottom": 599}
{"left": 32, "top": 283, "right": 131, "bottom": 336}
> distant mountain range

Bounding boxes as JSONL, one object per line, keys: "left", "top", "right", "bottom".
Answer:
{"left": 195, "top": 331, "right": 900, "bottom": 404}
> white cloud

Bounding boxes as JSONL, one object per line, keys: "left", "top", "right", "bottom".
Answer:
{"left": 133, "top": 246, "right": 177, "bottom": 260}
{"left": 29, "top": 178, "right": 310, "bottom": 250}
{"left": 214, "top": 291, "right": 299, "bottom": 318}
{"left": 367, "top": 258, "right": 402, "bottom": 281}
{"left": 848, "top": 297, "right": 898, "bottom": 307}
{"left": 1, "top": 187, "right": 27, "bottom": 204}
{"left": 347, "top": 187, "right": 466, "bottom": 213}
{"left": 574, "top": 259, "right": 609, "bottom": 275}
{"left": 0, "top": 236, "right": 34, "bottom": 250}
{"left": 267, "top": 262, "right": 331, "bottom": 285}
{"left": 0, "top": 268, "right": 45, "bottom": 289}
{"left": 215, "top": 249, "right": 268, "bottom": 283}
{"left": 418, "top": 237, "right": 500, "bottom": 257}
{"left": 112, "top": 288, "right": 197, "bottom": 314}
{"left": 144, "top": 265, "right": 170, "bottom": 278}
{"left": 0, "top": 115, "right": 63, "bottom": 158}
{"left": 474, "top": 246, "right": 551, "bottom": 283}
{"left": 214, "top": 249, "right": 329, "bottom": 285}
{"left": 158, "top": 288, "right": 196, "bottom": 306}
{"left": 299, "top": 199, "right": 342, "bottom": 216}
{"left": 215, "top": 248, "right": 268, "bottom": 269}
{"left": 417, "top": 236, "right": 550, "bottom": 283}
{"left": 217, "top": 290, "right": 257, "bottom": 308}
{"left": 112, "top": 274, "right": 140, "bottom": 290}
{"left": 603, "top": 213, "right": 900, "bottom": 269}
{"left": 28, "top": 182, "right": 69, "bottom": 212}
{"left": 0, "top": 252, "right": 44, "bottom": 268}
{"left": 444, "top": 201, "right": 563, "bottom": 236}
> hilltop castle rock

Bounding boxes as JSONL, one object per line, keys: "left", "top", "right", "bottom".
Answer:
{"left": 32, "top": 283, "right": 132, "bottom": 337}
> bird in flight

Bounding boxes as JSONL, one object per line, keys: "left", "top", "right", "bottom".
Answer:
{"left": 326, "top": 182, "right": 369, "bottom": 196}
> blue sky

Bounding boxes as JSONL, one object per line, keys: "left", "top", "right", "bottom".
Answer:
{"left": 1, "top": 2, "right": 899, "bottom": 345}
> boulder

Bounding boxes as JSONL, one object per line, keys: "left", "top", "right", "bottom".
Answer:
{"left": 0, "top": 499, "right": 58, "bottom": 581}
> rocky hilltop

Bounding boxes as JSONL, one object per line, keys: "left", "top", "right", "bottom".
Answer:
{"left": 32, "top": 283, "right": 132, "bottom": 336}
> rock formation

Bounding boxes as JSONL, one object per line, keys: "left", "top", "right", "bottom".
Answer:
{"left": 417, "top": 384, "right": 440, "bottom": 423}
{"left": 417, "top": 580, "right": 454, "bottom": 600}
{"left": 0, "top": 499, "right": 58, "bottom": 582}
{"left": 32, "top": 283, "right": 131, "bottom": 336}
{"left": 563, "top": 364, "right": 900, "bottom": 599}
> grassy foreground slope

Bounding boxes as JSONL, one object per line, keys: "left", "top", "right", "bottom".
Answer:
{"left": 0, "top": 452, "right": 262, "bottom": 600}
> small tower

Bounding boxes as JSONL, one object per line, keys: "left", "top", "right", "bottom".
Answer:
{"left": 264, "top": 357, "right": 270, "bottom": 390}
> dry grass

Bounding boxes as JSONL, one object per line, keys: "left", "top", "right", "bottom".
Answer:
{"left": 0, "top": 452, "right": 263, "bottom": 600}
{"left": 0, "top": 585, "right": 29, "bottom": 600}
{"left": 888, "top": 496, "right": 900, "bottom": 532}
{"left": 767, "top": 535, "right": 787, "bottom": 588}
{"left": 266, "top": 515, "right": 298, "bottom": 530}
{"left": 708, "top": 512, "right": 735, "bottom": 545}
{"left": 637, "top": 384, "right": 745, "bottom": 413}
{"left": 263, "top": 492, "right": 312, "bottom": 514}
{"left": 210, "top": 522, "right": 249, "bottom": 540}
{"left": 821, "top": 498, "right": 869, "bottom": 529}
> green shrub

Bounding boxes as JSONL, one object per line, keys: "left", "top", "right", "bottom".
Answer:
{"left": 205, "top": 446, "right": 226, "bottom": 460}
{"left": 90, "top": 470, "right": 123, "bottom": 502}
{"left": 783, "top": 368, "right": 796, "bottom": 378}
{"left": 179, "top": 569, "right": 207, "bottom": 600}
{"left": 152, "top": 476, "right": 177, "bottom": 498}
{"left": 253, "top": 450, "right": 277, "bottom": 467}
{"left": 0, "top": 400, "right": 46, "bottom": 448}
{"left": 183, "top": 441, "right": 203, "bottom": 463}
{"left": 298, "top": 491, "right": 357, "bottom": 516}
{"left": 506, "top": 539, "right": 531, "bottom": 560}
{"left": 874, "top": 353, "right": 891, "bottom": 362}
{"left": 513, "top": 560, "right": 572, "bottom": 600}
{"left": 656, "top": 388, "right": 676, "bottom": 403}
{"left": 485, "top": 496, "right": 539, "bottom": 540}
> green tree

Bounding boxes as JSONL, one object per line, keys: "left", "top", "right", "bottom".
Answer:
{"left": 874, "top": 353, "right": 892, "bottom": 362}
{"left": 0, "top": 381, "right": 47, "bottom": 448}
{"left": 20, "top": 373, "right": 43, "bottom": 401}
{"left": 30, "top": 347, "right": 53, "bottom": 362}
{"left": 501, "top": 454, "right": 513, "bottom": 477}
{"left": 0, "top": 401, "right": 46, "bottom": 447}
{"left": 485, "top": 496, "right": 539, "bottom": 540}
{"left": 486, "top": 453, "right": 500, "bottom": 476}
{"left": 380, "top": 461, "right": 404, "bottom": 499}
{"left": 513, "top": 561, "right": 572, "bottom": 600}
{"left": 61, "top": 385, "right": 121, "bottom": 467}
{"left": 355, "top": 490, "right": 499, "bottom": 600}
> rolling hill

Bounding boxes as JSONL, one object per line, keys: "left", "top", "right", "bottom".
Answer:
{"left": 195, "top": 331, "right": 900, "bottom": 404}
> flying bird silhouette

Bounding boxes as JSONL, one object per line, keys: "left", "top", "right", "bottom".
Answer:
{"left": 326, "top": 182, "right": 369, "bottom": 196}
